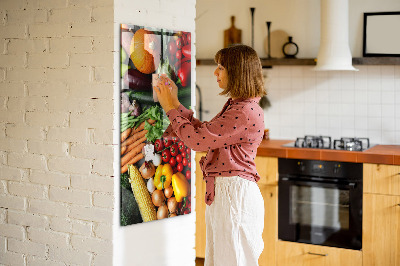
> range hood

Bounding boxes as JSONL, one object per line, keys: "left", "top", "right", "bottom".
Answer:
{"left": 314, "top": 0, "right": 358, "bottom": 71}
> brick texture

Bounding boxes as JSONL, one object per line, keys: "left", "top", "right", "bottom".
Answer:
{"left": 0, "top": 1, "right": 114, "bottom": 264}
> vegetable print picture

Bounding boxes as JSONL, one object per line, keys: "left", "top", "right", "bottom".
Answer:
{"left": 120, "top": 24, "right": 192, "bottom": 226}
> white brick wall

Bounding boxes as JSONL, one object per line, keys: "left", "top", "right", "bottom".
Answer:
{"left": 0, "top": 0, "right": 114, "bottom": 265}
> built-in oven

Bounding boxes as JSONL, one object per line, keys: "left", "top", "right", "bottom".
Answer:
{"left": 278, "top": 158, "right": 363, "bottom": 250}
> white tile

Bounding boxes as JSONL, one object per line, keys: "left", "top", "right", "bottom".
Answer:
{"left": 304, "top": 88, "right": 316, "bottom": 103}
{"left": 381, "top": 131, "right": 396, "bottom": 145}
{"left": 341, "top": 89, "right": 355, "bottom": 104}
{"left": 382, "top": 78, "right": 395, "bottom": 91}
{"left": 291, "top": 67, "right": 303, "bottom": 78}
{"left": 381, "top": 91, "right": 395, "bottom": 104}
{"left": 382, "top": 117, "right": 396, "bottom": 131}
{"left": 304, "top": 102, "right": 316, "bottom": 115}
{"left": 368, "top": 117, "right": 382, "bottom": 131}
{"left": 367, "top": 129, "right": 382, "bottom": 144}
{"left": 341, "top": 128, "right": 355, "bottom": 137}
{"left": 367, "top": 104, "right": 381, "bottom": 118}
{"left": 367, "top": 91, "right": 381, "bottom": 105}
{"left": 329, "top": 103, "right": 341, "bottom": 116}
{"left": 315, "top": 77, "right": 329, "bottom": 90}
{"left": 341, "top": 117, "right": 355, "bottom": 129}
{"left": 341, "top": 104, "right": 355, "bottom": 116}
{"left": 395, "top": 131, "right": 400, "bottom": 144}
{"left": 355, "top": 104, "right": 368, "bottom": 116}
{"left": 316, "top": 115, "right": 330, "bottom": 128}
{"left": 328, "top": 88, "right": 341, "bottom": 103}
{"left": 382, "top": 104, "right": 395, "bottom": 118}
{"left": 316, "top": 103, "right": 330, "bottom": 115}
{"left": 381, "top": 66, "right": 395, "bottom": 77}
{"left": 329, "top": 116, "right": 342, "bottom": 130}
{"left": 394, "top": 66, "right": 400, "bottom": 78}
{"left": 354, "top": 90, "right": 368, "bottom": 104}
{"left": 279, "top": 78, "right": 291, "bottom": 90}
{"left": 316, "top": 89, "right": 329, "bottom": 103}
{"left": 355, "top": 116, "right": 368, "bottom": 130}
{"left": 291, "top": 77, "right": 304, "bottom": 90}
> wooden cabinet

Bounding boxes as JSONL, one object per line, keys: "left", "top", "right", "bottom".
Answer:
{"left": 363, "top": 163, "right": 400, "bottom": 266}
{"left": 364, "top": 163, "right": 400, "bottom": 196}
{"left": 276, "top": 241, "right": 362, "bottom": 266}
{"left": 258, "top": 184, "right": 278, "bottom": 266}
{"left": 363, "top": 193, "right": 400, "bottom": 266}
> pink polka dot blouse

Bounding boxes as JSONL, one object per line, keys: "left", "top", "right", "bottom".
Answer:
{"left": 164, "top": 97, "right": 265, "bottom": 205}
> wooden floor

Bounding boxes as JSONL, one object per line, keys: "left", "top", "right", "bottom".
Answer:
{"left": 195, "top": 257, "right": 205, "bottom": 266}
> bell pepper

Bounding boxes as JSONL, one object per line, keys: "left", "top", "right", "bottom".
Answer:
{"left": 154, "top": 164, "right": 173, "bottom": 190}
{"left": 172, "top": 172, "right": 190, "bottom": 202}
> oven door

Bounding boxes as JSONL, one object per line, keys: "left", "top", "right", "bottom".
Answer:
{"left": 278, "top": 176, "right": 362, "bottom": 250}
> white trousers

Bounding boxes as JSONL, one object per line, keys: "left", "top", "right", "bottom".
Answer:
{"left": 205, "top": 176, "right": 264, "bottom": 266}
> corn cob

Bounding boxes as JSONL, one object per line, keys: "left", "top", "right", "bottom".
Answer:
{"left": 128, "top": 164, "right": 157, "bottom": 222}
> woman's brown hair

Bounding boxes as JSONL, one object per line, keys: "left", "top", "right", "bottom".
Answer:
{"left": 214, "top": 44, "right": 266, "bottom": 99}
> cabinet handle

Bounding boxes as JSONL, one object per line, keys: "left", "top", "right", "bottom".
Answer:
{"left": 397, "top": 204, "right": 400, "bottom": 207}
{"left": 307, "top": 252, "right": 328, "bottom": 256}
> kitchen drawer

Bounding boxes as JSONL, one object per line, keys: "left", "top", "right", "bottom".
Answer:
{"left": 364, "top": 164, "right": 400, "bottom": 196}
{"left": 255, "top": 156, "right": 278, "bottom": 186}
{"left": 276, "top": 241, "right": 362, "bottom": 266}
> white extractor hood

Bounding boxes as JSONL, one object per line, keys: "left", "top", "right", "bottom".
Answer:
{"left": 314, "top": 0, "right": 358, "bottom": 71}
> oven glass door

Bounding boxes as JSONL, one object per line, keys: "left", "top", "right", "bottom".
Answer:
{"left": 278, "top": 177, "right": 362, "bottom": 250}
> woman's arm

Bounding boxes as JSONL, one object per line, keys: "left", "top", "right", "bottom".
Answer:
{"left": 166, "top": 106, "right": 248, "bottom": 152}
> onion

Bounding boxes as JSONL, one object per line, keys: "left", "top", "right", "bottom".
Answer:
{"left": 147, "top": 178, "right": 155, "bottom": 194}
{"left": 169, "top": 213, "right": 177, "bottom": 218}
{"left": 157, "top": 204, "right": 169, "bottom": 220}
{"left": 164, "top": 186, "right": 173, "bottom": 198}
{"left": 167, "top": 197, "right": 178, "bottom": 214}
{"left": 139, "top": 161, "right": 155, "bottom": 179}
{"left": 152, "top": 153, "right": 162, "bottom": 166}
{"left": 152, "top": 190, "right": 165, "bottom": 207}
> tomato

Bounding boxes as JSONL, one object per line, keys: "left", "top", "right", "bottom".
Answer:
{"left": 176, "top": 38, "right": 182, "bottom": 49}
{"left": 177, "top": 61, "right": 191, "bottom": 87}
{"left": 162, "top": 149, "right": 171, "bottom": 163}
{"left": 168, "top": 40, "right": 177, "bottom": 56}
{"left": 172, "top": 136, "right": 179, "bottom": 143}
{"left": 186, "top": 33, "right": 191, "bottom": 44}
{"left": 177, "top": 162, "right": 184, "bottom": 172}
{"left": 182, "top": 157, "right": 188, "bottom": 166}
{"left": 186, "top": 147, "right": 191, "bottom": 155}
{"left": 181, "top": 151, "right": 186, "bottom": 158}
{"left": 176, "top": 50, "right": 182, "bottom": 60}
{"left": 163, "top": 137, "right": 173, "bottom": 148}
{"left": 169, "top": 157, "right": 176, "bottom": 167}
{"left": 185, "top": 170, "right": 191, "bottom": 180}
{"left": 181, "top": 34, "right": 187, "bottom": 45}
{"left": 154, "top": 139, "right": 164, "bottom": 152}
{"left": 178, "top": 141, "right": 185, "bottom": 152}
{"left": 188, "top": 162, "right": 191, "bottom": 168}
{"left": 170, "top": 144, "right": 179, "bottom": 157}
{"left": 176, "top": 154, "right": 183, "bottom": 163}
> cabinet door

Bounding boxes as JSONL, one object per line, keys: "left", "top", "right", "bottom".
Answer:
{"left": 255, "top": 156, "right": 278, "bottom": 186}
{"left": 364, "top": 164, "right": 400, "bottom": 196}
{"left": 277, "top": 241, "right": 362, "bottom": 266}
{"left": 195, "top": 152, "right": 207, "bottom": 258}
{"left": 259, "top": 185, "right": 278, "bottom": 266}
{"left": 363, "top": 193, "right": 400, "bottom": 266}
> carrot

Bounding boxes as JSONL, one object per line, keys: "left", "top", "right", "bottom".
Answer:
{"left": 121, "top": 128, "right": 132, "bottom": 143}
{"left": 121, "top": 142, "right": 146, "bottom": 167}
{"left": 121, "top": 145, "right": 127, "bottom": 156}
{"left": 126, "top": 136, "right": 147, "bottom": 154}
{"left": 121, "top": 153, "right": 144, "bottom": 174}
{"left": 131, "top": 119, "right": 156, "bottom": 136}
{"left": 122, "top": 129, "right": 147, "bottom": 147}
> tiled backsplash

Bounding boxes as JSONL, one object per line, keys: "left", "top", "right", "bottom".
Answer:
{"left": 196, "top": 65, "right": 400, "bottom": 145}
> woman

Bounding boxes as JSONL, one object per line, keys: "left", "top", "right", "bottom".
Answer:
{"left": 154, "top": 44, "right": 266, "bottom": 266}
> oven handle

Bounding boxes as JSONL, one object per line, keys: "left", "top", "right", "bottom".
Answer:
{"left": 280, "top": 177, "right": 357, "bottom": 189}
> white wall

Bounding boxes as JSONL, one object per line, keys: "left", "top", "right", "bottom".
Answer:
{"left": 0, "top": 0, "right": 114, "bottom": 265}
{"left": 196, "top": 0, "right": 400, "bottom": 58}
{"left": 113, "top": 1, "right": 196, "bottom": 266}
{"left": 196, "top": 0, "right": 400, "bottom": 145}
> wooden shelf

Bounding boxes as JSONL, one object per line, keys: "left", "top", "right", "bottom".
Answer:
{"left": 196, "top": 57, "right": 400, "bottom": 67}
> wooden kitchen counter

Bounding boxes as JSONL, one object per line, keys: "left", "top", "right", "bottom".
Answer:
{"left": 257, "top": 139, "right": 400, "bottom": 165}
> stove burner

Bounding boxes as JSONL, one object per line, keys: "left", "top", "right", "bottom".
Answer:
{"left": 333, "top": 137, "right": 370, "bottom": 151}
{"left": 295, "top": 135, "right": 332, "bottom": 149}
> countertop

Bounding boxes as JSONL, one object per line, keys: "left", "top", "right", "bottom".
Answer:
{"left": 256, "top": 139, "right": 400, "bottom": 165}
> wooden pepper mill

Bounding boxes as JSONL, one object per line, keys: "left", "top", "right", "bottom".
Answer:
{"left": 224, "top": 16, "right": 242, "bottom": 48}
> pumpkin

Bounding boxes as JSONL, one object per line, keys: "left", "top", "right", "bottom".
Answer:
{"left": 130, "top": 29, "right": 161, "bottom": 74}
